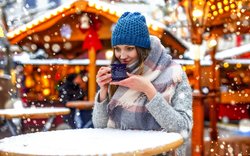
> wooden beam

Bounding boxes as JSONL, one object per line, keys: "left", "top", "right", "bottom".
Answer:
{"left": 88, "top": 47, "right": 96, "bottom": 101}
{"left": 209, "top": 45, "right": 218, "bottom": 141}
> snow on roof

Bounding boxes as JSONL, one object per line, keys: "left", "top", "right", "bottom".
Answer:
{"left": 223, "top": 59, "right": 250, "bottom": 65}
{"left": 16, "top": 59, "right": 71, "bottom": 65}
{"left": 7, "top": 0, "right": 167, "bottom": 40}
{"left": 0, "top": 107, "right": 70, "bottom": 116}
{"left": 13, "top": 51, "right": 112, "bottom": 66}
{"left": 215, "top": 43, "right": 250, "bottom": 60}
{"left": 14, "top": 58, "right": 111, "bottom": 66}
{"left": 173, "top": 59, "right": 212, "bottom": 66}
{"left": 96, "top": 59, "right": 111, "bottom": 65}
{"left": 0, "top": 74, "right": 11, "bottom": 80}
{"left": 16, "top": 58, "right": 215, "bottom": 66}
{"left": 0, "top": 128, "right": 182, "bottom": 155}
{"left": 13, "top": 52, "right": 30, "bottom": 62}
{"left": 16, "top": 58, "right": 214, "bottom": 66}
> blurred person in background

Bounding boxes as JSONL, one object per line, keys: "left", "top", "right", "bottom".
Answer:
{"left": 59, "top": 70, "right": 93, "bottom": 129}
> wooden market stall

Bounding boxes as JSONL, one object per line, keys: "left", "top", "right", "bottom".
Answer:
{"left": 14, "top": 58, "right": 109, "bottom": 129}
{"left": 180, "top": 0, "right": 250, "bottom": 155}
{"left": 7, "top": 0, "right": 187, "bottom": 104}
{"left": 176, "top": 56, "right": 250, "bottom": 121}
{"left": 219, "top": 60, "right": 250, "bottom": 120}
{"left": 215, "top": 45, "right": 250, "bottom": 121}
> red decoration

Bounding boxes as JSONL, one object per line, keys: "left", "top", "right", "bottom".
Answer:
{"left": 237, "top": 52, "right": 250, "bottom": 59}
{"left": 236, "top": 36, "right": 242, "bottom": 47}
{"left": 79, "top": 15, "right": 103, "bottom": 51}
{"left": 217, "top": 104, "right": 250, "bottom": 120}
{"left": 55, "top": 72, "right": 61, "bottom": 81}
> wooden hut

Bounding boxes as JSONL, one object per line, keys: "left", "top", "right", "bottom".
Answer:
{"left": 7, "top": 0, "right": 187, "bottom": 103}
{"left": 180, "top": 0, "right": 250, "bottom": 155}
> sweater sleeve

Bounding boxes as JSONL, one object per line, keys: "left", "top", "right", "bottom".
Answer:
{"left": 92, "top": 90, "right": 109, "bottom": 128}
{"left": 145, "top": 70, "right": 193, "bottom": 140}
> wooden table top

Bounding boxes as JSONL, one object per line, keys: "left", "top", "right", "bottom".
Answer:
{"left": 193, "top": 92, "right": 220, "bottom": 98}
{"left": 0, "top": 128, "right": 183, "bottom": 156}
{"left": 0, "top": 107, "right": 70, "bottom": 120}
{"left": 66, "top": 101, "right": 95, "bottom": 110}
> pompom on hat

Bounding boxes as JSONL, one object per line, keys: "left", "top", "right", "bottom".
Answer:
{"left": 111, "top": 12, "right": 151, "bottom": 49}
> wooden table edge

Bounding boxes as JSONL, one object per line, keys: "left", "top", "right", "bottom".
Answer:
{"left": 193, "top": 92, "right": 220, "bottom": 99}
{"left": 66, "top": 101, "right": 95, "bottom": 110}
{"left": 0, "top": 137, "right": 183, "bottom": 156}
{"left": 114, "top": 137, "right": 184, "bottom": 156}
{"left": 3, "top": 110, "right": 70, "bottom": 120}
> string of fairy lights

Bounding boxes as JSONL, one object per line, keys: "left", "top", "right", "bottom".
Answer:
{"left": 6, "top": 0, "right": 160, "bottom": 40}
{"left": 0, "top": 25, "right": 4, "bottom": 38}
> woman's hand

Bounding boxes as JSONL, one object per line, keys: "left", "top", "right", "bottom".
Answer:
{"left": 96, "top": 67, "right": 112, "bottom": 90}
{"left": 96, "top": 67, "right": 112, "bottom": 102}
{"left": 110, "top": 73, "right": 157, "bottom": 100}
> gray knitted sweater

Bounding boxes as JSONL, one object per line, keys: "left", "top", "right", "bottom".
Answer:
{"left": 93, "top": 69, "right": 193, "bottom": 156}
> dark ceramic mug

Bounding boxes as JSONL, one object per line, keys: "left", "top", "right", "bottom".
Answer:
{"left": 111, "top": 63, "right": 128, "bottom": 81}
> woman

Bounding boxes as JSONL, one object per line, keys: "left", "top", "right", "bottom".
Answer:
{"left": 93, "top": 12, "right": 193, "bottom": 155}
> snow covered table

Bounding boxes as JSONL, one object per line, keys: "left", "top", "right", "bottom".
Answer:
{"left": 0, "top": 107, "right": 70, "bottom": 136}
{"left": 0, "top": 128, "right": 183, "bottom": 156}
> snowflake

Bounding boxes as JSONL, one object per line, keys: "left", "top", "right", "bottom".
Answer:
{"left": 179, "top": 93, "right": 185, "bottom": 98}
{"left": 180, "top": 130, "right": 188, "bottom": 139}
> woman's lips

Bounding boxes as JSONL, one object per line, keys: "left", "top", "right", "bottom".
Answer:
{"left": 121, "top": 61, "right": 130, "bottom": 64}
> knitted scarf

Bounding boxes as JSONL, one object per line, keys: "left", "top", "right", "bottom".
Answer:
{"left": 107, "top": 36, "right": 183, "bottom": 130}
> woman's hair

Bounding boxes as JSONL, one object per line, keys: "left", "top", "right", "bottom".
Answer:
{"left": 66, "top": 73, "right": 78, "bottom": 82}
{"left": 109, "top": 46, "right": 150, "bottom": 98}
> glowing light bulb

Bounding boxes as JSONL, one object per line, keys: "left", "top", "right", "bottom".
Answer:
{"left": 105, "top": 50, "right": 113, "bottom": 59}
{"left": 223, "top": 62, "right": 229, "bottom": 68}
{"left": 152, "top": 25, "right": 158, "bottom": 31}
{"left": 193, "top": 10, "right": 203, "bottom": 17}
{"left": 88, "top": 1, "right": 95, "bottom": 7}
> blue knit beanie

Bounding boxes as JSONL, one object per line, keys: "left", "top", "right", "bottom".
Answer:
{"left": 111, "top": 12, "right": 151, "bottom": 49}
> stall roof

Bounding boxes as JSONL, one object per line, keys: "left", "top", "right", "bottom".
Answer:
{"left": 17, "top": 58, "right": 249, "bottom": 66}
{"left": 223, "top": 59, "right": 250, "bottom": 65}
{"left": 7, "top": 0, "right": 187, "bottom": 55}
{"left": 0, "top": 74, "right": 11, "bottom": 80}
{"left": 14, "top": 58, "right": 113, "bottom": 66}
{"left": 14, "top": 57, "right": 214, "bottom": 66}
{"left": 181, "top": 0, "right": 250, "bottom": 39}
{"left": 7, "top": 0, "right": 166, "bottom": 43}
{"left": 215, "top": 43, "right": 250, "bottom": 60}
{"left": 174, "top": 59, "right": 212, "bottom": 66}
{"left": 203, "top": 43, "right": 250, "bottom": 60}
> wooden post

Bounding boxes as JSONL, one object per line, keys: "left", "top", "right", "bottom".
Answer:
{"left": 209, "top": 45, "right": 218, "bottom": 141}
{"left": 88, "top": 47, "right": 96, "bottom": 101}
{"left": 192, "top": 94, "right": 204, "bottom": 156}
{"left": 191, "top": 44, "right": 204, "bottom": 156}
{"left": 193, "top": 59, "right": 201, "bottom": 91}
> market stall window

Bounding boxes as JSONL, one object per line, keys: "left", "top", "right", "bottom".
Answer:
{"left": 219, "top": 62, "right": 250, "bottom": 121}
{"left": 23, "top": 64, "right": 88, "bottom": 105}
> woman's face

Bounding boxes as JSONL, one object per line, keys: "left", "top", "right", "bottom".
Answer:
{"left": 113, "top": 45, "right": 138, "bottom": 66}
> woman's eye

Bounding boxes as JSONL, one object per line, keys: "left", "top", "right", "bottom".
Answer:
{"left": 114, "top": 48, "right": 120, "bottom": 51}
{"left": 128, "top": 47, "right": 134, "bottom": 50}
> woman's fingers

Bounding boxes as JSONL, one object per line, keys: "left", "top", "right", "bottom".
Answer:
{"left": 100, "top": 77, "right": 112, "bottom": 84}
{"left": 97, "top": 77, "right": 112, "bottom": 89}
{"left": 96, "top": 67, "right": 112, "bottom": 89}
{"left": 96, "top": 67, "right": 111, "bottom": 81}
{"left": 97, "top": 74, "right": 111, "bottom": 82}
{"left": 97, "top": 67, "right": 111, "bottom": 76}
{"left": 110, "top": 79, "right": 127, "bottom": 86}
{"left": 126, "top": 72, "right": 133, "bottom": 77}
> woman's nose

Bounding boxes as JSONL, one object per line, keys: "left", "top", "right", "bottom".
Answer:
{"left": 120, "top": 51, "right": 127, "bottom": 59}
